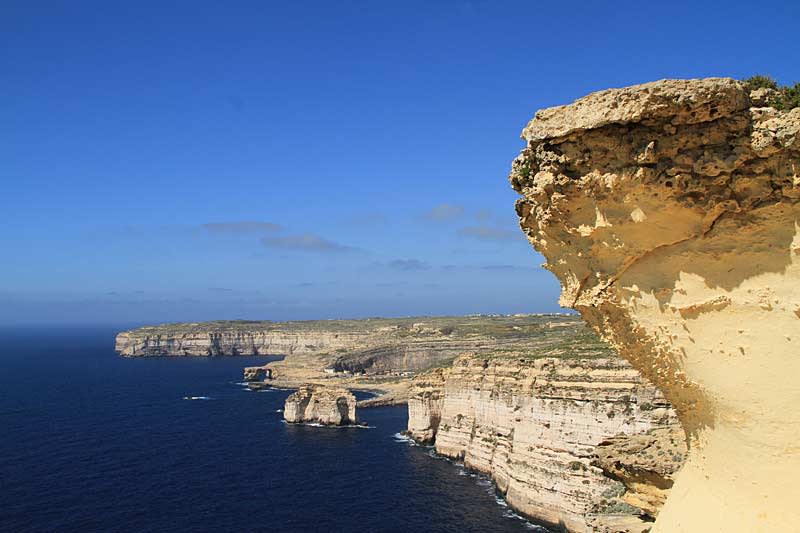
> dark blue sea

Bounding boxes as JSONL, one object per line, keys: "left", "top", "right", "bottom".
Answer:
{"left": 0, "top": 327, "right": 543, "bottom": 532}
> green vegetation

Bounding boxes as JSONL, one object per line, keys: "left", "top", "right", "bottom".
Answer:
{"left": 601, "top": 483, "right": 626, "bottom": 499}
{"left": 568, "top": 461, "right": 587, "bottom": 471}
{"left": 743, "top": 75, "right": 780, "bottom": 91}
{"left": 482, "top": 321, "right": 615, "bottom": 361}
{"left": 131, "top": 313, "right": 582, "bottom": 337}
{"left": 743, "top": 75, "right": 800, "bottom": 110}
{"left": 600, "top": 500, "right": 641, "bottom": 515}
{"left": 421, "top": 355, "right": 459, "bottom": 371}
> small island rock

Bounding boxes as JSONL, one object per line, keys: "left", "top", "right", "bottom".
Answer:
{"left": 284, "top": 385, "right": 357, "bottom": 426}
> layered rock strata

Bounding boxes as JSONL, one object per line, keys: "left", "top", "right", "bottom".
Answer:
{"left": 509, "top": 78, "right": 800, "bottom": 531}
{"left": 284, "top": 385, "right": 357, "bottom": 426}
{"left": 115, "top": 316, "right": 566, "bottom": 370}
{"left": 115, "top": 325, "right": 363, "bottom": 357}
{"left": 116, "top": 316, "right": 598, "bottom": 401}
{"left": 407, "top": 353, "right": 680, "bottom": 532}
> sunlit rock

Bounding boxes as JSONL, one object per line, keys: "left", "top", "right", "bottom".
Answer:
{"left": 510, "top": 77, "right": 800, "bottom": 532}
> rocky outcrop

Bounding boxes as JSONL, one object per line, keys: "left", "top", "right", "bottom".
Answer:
{"left": 509, "top": 78, "right": 800, "bottom": 531}
{"left": 330, "top": 339, "right": 483, "bottom": 374}
{"left": 407, "top": 353, "right": 680, "bottom": 532}
{"left": 406, "top": 368, "right": 446, "bottom": 444}
{"left": 243, "top": 366, "right": 272, "bottom": 382}
{"left": 283, "top": 385, "right": 357, "bottom": 426}
{"left": 593, "top": 425, "right": 686, "bottom": 519}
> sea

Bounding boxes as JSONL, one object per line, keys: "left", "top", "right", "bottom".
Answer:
{"left": 0, "top": 326, "right": 548, "bottom": 532}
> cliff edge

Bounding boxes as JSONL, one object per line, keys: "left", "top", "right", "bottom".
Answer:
{"left": 408, "top": 353, "right": 681, "bottom": 532}
{"left": 509, "top": 78, "right": 800, "bottom": 531}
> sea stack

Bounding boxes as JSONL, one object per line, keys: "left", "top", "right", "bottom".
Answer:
{"left": 284, "top": 385, "right": 358, "bottom": 426}
{"left": 510, "top": 78, "right": 800, "bottom": 532}
{"left": 243, "top": 366, "right": 272, "bottom": 382}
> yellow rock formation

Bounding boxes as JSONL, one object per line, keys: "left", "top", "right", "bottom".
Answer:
{"left": 510, "top": 78, "right": 800, "bottom": 532}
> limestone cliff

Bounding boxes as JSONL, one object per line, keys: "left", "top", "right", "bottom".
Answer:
{"left": 407, "top": 353, "right": 681, "bottom": 532}
{"left": 115, "top": 316, "right": 569, "bottom": 369}
{"left": 284, "top": 385, "right": 357, "bottom": 426}
{"left": 116, "top": 315, "right": 600, "bottom": 402}
{"left": 115, "top": 322, "right": 364, "bottom": 357}
{"left": 509, "top": 78, "right": 800, "bottom": 531}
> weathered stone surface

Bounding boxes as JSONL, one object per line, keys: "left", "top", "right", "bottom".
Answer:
{"left": 593, "top": 425, "right": 686, "bottom": 518}
{"left": 522, "top": 78, "right": 749, "bottom": 142}
{"left": 243, "top": 366, "right": 272, "bottom": 382}
{"left": 405, "top": 368, "right": 445, "bottom": 444}
{"left": 284, "top": 385, "right": 357, "bottom": 426}
{"left": 510, "top": 77, "right": 800, "bottom": 532}
{"left": 408, "top": 353, "right": 679, "bottom": 532}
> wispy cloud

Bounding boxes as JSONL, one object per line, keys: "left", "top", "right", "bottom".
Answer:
{"left": 207, "top": 287, "right": 234, "bottom": 292}
{"left": 458, "top": 225, "right": 519, "bottom": 241}
{"left": 386, "top": 259, "right": 431, "bottom": 271}
{"left": 375, "top": 281, "right": 408, "bottom": 288}
{"left": 292, "top": 281, "right": 338, "bottom": 288}
{"left": 480, "top": 264, "right": 533, "bottom": 271}
{"left": 347, "top": 211, "right": 389, "bottom": 226}
{"left": 438, "top": 264, "right": 533, "bottom": 272}
{"left": 473, "top": 209, "right": 494, "bottom": 222}
{"left": 201, "top": 221, "right": 283, "bottom": 234}
{"left": 422, "top": 203, "right": 464, "bottom": 222}
{"left": 260, "top": 233, "right": 356, "bottom": 253}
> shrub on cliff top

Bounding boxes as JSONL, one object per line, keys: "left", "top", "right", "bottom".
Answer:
{"left": 743, "top": 75, "right": 779, "bottom": 91}
{"left": 783, "top": 84, "right": 800, "bottom": 110}
{"left": 743, "top": 75, "right": 800, "bottom": 110}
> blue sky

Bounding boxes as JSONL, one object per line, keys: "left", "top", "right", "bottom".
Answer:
{"left": 2, "top": 0, "right": 798, "bottom": 325}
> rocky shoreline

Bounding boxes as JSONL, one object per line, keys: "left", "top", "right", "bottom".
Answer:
{"left": 116, "top": 312, "right": 689, "bottom": 531}
{"left": 405, "top": 353, "right": 682, "bottom": 533}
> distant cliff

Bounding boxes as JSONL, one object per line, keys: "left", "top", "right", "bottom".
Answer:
{"left": 407, "top": 353, "right": 683, "bottom": 532}
{"left": 115, "top": 322, "right": 363, "bottom": 357}
{"left": 115, "top": 315, "right": 591, "bottom": 377}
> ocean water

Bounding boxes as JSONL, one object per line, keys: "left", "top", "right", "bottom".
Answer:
{"left": 0, "top": 327, "right": 546, "bottom": 532}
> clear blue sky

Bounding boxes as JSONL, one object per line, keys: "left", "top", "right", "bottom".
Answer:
{"left": 2, "top": 0, "right": 798, "bottom": 325}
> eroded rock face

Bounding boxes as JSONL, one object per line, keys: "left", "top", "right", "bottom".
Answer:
{"left": 407, "top": 354, "right": 679, "bottom": 532}
{"left": 284, "top": 385, "right": 357, "bottom": 426}
{"left": 243, "top": 366, "right": 272, "bottom": 382}
{"left": 115, "top": 328, "right": 363, "bottom": 357}
{"left": 405, "top": 368, "right": 445, "bottom": 444}
{"left": 593, "top": 425, "right": 686, "bottom": 518}
{"left": 510, "top": 78, "right": 800, "bottom": 531}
